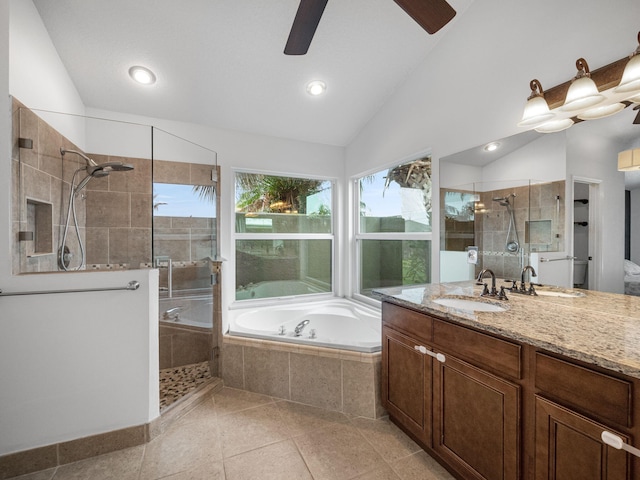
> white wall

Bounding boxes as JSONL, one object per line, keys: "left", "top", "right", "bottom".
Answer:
{"left": 631, "top": 189, "right": 640, "bottom": 264}
{"left": 1, "top": 1, "right": 158, "bottom": 456}
{"left": 346, "top": 0, "right": 640, "bottom": 285}
{"left": 566, "top": 120, "right": 626, "bottom": 293}
{"left": 9, "top": 0, "right": 85, "bottom": 146}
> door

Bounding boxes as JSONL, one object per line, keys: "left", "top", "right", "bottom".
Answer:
{"left": 535, "top": 396, "right": 630, "bottom": 479}
{"left": 381, "top": 326, "right": 432, "bottom": 446}
{"left": 433, "top": 354, "right": 520, "bottom": 480}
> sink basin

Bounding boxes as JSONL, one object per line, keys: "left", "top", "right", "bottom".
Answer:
{"left": 433, "top": 297, "right": 507, "bottom": 312}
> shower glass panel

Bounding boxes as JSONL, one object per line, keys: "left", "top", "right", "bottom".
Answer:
{"left": 440, "top": 179, "right": 565, "bottom": 283}
{"left": 13, "top": 99, "right": 153, "bottom": 274}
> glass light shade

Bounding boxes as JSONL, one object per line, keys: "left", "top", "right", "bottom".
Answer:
{"left": 561, "top": 76, "right": 604, "bottom": 112}
{"left": 618, "top": 148, "right": 640, "bottom": 171}
{"left": 615, "top": 54, "right": 640, "bottom": 94}
{"left": 517, "top": 95, "right": 555, "bottom": 127}
{"left": 578, "top": 102, "right": 625, "bottom": 120}
{"left": 534, "top": 118, "right": 574, "bottom": 133}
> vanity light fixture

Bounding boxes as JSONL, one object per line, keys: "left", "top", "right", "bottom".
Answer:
{"left": 518, "top": 31, "right": 640, "bottom": 133}
{"left": 483, "top": 142, "right": 500, "bottom": 152}
{"left": 560, "top": 58, "right": 603, "bottom": 112}
{"left": 306, "top": 80, "right": 326, "bottom": 96}
{"left": 615, "top": 32, "right": 640, "bottom": 94}
{"left": 128, "top": 66, "right": 157, "bottom": 85}
{"left": 618, "top": 148, "right": 640, "bottom": 171}
{"left": 517, "top": 79, "right": 555, "bottom": 127}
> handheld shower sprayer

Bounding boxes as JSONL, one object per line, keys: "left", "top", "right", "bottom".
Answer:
{"left": 58, "top": 148, "right": 135, "bottom": 271}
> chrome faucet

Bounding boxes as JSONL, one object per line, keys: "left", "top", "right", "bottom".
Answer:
{"left": 294, "top": 319, "right": 310, "bottom": 337}
{"left": 163, "top": 306, "right": 183, "bottom": 321}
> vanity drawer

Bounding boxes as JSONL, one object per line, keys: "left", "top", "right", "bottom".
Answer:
{"left": 382, "top": 302, "right": 433, "bottom": 343}
{"left": 535, "top": 352, "right": 632, "bottom": 427}
{"left": 432, "top": 319, "right": 522, "bottom": 379}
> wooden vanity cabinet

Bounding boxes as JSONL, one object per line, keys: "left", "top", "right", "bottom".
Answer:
{"left": 381, "top": 300, "right": 640, "bottom": 480}
{"left": 382, "top": 302, "right": 521, "bottom": 480}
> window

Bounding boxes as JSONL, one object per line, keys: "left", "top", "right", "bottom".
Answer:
{"left": 234, "top": 172, "right": 333, "bottom": 301}
{"left": 355, "top": 157, "right": 432, "bottom": 298}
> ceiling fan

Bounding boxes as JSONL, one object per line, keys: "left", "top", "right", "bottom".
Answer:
{"left": 284, "top": 0, "right": 456, "bottom": 55}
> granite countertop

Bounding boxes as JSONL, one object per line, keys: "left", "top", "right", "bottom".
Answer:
{"left": 374, "top": 281, "right": 640, "bottom": 379}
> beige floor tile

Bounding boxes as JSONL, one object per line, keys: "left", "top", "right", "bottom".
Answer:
{"left": 178, "top": 396, "right": 217, "bottom": 425}
{"left": 51, "top": 445, "right": 144, "bottom": 480}
{"left": 294, "top": 423, "right": 387, "bottom": 480}
{"left": 212, "top": 387, "right": 275, "bottom": 416}
{"left": 352, "top": 464, "right": 401, "bottom": 480}
{"left": 224, "top": 440, "right": 312, "bottom": 480}
{"left": 350, "top": 417, "right": 421, "bottom": 463}
{"left": 139, "top": 420, "right": 222, "bottom": 480}
{"left": 7, "top": 468, "right": 56, "bottom": 480}
{"left": 390, "top": 451, "right": 455, "bottom": 480}
{"left": 217, "top": 403, "right": 291, "bottom": 458}
{"left": 160, "top": 459, "right": 225, "bottom": 480}
{"left": 275, "top": 400, "right": 350, "bottom": 437}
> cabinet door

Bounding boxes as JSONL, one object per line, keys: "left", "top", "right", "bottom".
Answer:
{"left": 433, "top": 354, "right": 520, "bottom": 480}
{"left": 535, "top": 396, "right": 631, "bottom": 480}
{"left": 381, "top": 325, "right": 432, "bottom": 446}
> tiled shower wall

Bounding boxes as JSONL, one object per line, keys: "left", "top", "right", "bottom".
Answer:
{"left": 475, "top": 180, "right": 565, "bottom": 279}
{"left": 12, "top": 99, "right": 87, "bottom": 273}
{"left": 13, "top": 100, "right": 219, "bottom": 273}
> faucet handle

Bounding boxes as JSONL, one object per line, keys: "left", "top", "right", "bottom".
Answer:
{"left": 498, "top": 286, "right": 509, "bottom": 300}
{"left": 480, "top": 283, "right": 490, "bottom": 297}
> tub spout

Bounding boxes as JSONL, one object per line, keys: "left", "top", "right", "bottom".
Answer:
{"left": 163, "top": 306, "right": 183, "bottom": 321}
{"left": 294, "top": 319, "right": 310, "bottom": 337}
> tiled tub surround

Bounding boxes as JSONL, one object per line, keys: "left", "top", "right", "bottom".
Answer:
{"left": 374, "top": 281, "right": 640, "bottom": 378}
{"left": 222, "top": 335, "right": 385, "bottom": 419}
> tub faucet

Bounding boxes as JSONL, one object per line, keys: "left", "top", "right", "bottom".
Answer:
{"left": 294, "top": 319, "right": 310, "bottom": 337}
{"left": 476, "top": 269, "right": 498, "bottom": 297}
{"left": 163, "top": 306, "right": 183, "bottom": 321}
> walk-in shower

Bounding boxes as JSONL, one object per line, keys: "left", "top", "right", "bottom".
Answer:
{"left": 58, "top": 148, "right": 134, "bottom": 271}
{"left": 493, "top": 193, "right": 520, "bottom": 253}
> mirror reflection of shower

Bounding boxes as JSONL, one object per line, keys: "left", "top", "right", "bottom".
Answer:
{"left": 58, "top": 148, "right": 134, "bottom": 271}
{"left": 492, "top": 193, "right": 520, "bottom": 253}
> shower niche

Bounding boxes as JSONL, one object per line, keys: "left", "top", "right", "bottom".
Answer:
{"left": 440, "top": 179, "right": 565, "bottom": 282}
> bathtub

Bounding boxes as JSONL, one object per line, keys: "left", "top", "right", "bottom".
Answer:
{"left": 227, "top": 298, "right": 381, "bottom": 353}
{"left": 159, "top": 293, "right": 213, "bottom": 329}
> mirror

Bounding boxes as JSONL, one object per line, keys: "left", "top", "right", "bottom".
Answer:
{"left": 440, "top": 106, "right": 640, "bottom": 295}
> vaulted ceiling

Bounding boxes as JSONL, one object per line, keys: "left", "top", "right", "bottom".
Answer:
{"left": 33, "top": 0, "right": 473, "bottom": 146}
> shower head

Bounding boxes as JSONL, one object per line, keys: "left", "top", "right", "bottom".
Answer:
{"left": 492, "top": 193, "right": 516, "bottom": 206}
{"left": 74, "top": 162, "right": 135, "bottom": 193}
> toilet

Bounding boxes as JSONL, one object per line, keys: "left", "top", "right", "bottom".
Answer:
{"left": 573, "top": 260, "right": 588, "bottom": 287}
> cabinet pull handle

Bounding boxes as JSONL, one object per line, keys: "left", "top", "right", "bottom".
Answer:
{"left": 601, "top": 431, "right": 640, "bottom": 458}
{"left": 414, "top": 345, "right": 446, "bottom": 363}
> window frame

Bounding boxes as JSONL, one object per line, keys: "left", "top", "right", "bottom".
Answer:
{"left": 232, "top": 168, "right": 336, "bottom": 305}
{"left": 352, "top": 155, "right": 433, "bottom": 304}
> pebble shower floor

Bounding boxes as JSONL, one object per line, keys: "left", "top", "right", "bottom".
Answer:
{"left": 159, "top": 361, "right": 211, "bottom": 411}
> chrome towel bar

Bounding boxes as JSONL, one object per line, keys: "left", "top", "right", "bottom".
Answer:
{"left": 0, "top": 280, "right": 140, "bottom": 297}
{"left": 540, "top": 256, "right": 577, "bottom": 263}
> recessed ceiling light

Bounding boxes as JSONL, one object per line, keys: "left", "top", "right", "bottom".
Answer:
{"left": 306, "top": 80, "right": 326, "bottom": 96}
{"left": 128, "top": 66, "right": 156, "bottom": 85}
{"left": 484, "top": 142, "right": 500, "bottom": 152}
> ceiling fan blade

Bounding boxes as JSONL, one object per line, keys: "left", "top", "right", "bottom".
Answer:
{"left": 284, "top": 0, "right": 329, "bottom": 55}
{"left": 393, "top": 0, "right": 456, "bottom": 34}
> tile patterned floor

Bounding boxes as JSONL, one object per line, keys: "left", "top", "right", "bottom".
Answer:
{"left": 9, "top": 387, "right": 455, "bottom": 480}
{"left": 159, "top": 361, "right": 212, "bottom": 411}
